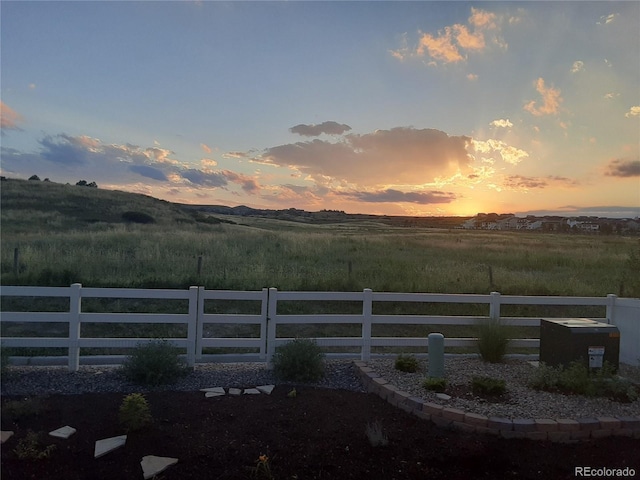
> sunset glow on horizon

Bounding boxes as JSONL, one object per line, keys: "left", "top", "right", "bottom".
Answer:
{"left": 1, "top": 2, "right": 638, "bottom": 218}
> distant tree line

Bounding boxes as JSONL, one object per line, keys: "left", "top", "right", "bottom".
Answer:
{"left": 27, "top": 175, "right": 97, "bottom": 188}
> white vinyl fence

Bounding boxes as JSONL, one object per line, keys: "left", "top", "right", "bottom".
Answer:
{"left": 1, "top": 284, "right": 638, "bottom": 370}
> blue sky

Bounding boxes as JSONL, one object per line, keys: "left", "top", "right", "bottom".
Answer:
{"left": 1, "top": 1, "right": 639, "bottom": 217}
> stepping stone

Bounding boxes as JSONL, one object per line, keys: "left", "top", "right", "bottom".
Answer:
{"left": 228, "top": 388, "right": 242, "bottom": 396}
{"left": 141, "top": 455, "right": 178, "bottom": 479}
{"left": 243, "top": 388, "right": 261, "bottom": 395}
{"left": 256, "top": 385, "right": 275, "bottom": 395}
{"left": 0, "top": 431, "right": 14, "bottom": 444}
{"left": 436, "top": 393, "right": 452, "bottom": 401}
{"left": 202, "top": 387, "right": 226, "bottom": 397}
{"left": 94, "top": 435, "right": 127, "bottom": 458}
{"left": 49, "top": 426, "right": 76, "bottom": 439}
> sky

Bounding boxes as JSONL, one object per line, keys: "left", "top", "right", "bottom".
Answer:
{"left": 1, "top": 1, "right": 639, "bottom": 218}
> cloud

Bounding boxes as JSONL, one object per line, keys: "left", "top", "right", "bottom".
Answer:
{"left": 523, "top": 78, "right": 562, "bottom": 116}
{"left": 290, "top": 121, "right": 352, "bottom": 137}
{"left": 200, "top": 143, "right": 212, "bottom": 154}
{"left": 340, "top": 188, "right": 457, "bottom": 205}
{"left": 0, "top": 102, "right": 24, "bottom": 131}
{"left": 471, "top": 138, "right": 528, "bottom": 165}
{"left": 260, "top": 127, "right": 472, "bottom": 186}
{"left": 129, "top": 165, "right": 169, "bottom": 181}
{"left": 180, "top": 168, "right": 260, "bottom": 193}
{"left": 503, "top": 175, "right": 578, "bottom": 191}
{"left": 392, "top": 7, "right": 506, "bottom": 64}
{"left": 625, "top": 106, "right": 640, "bottom": 118}
{"left": 605, "top": 159, "right": 640, "bottom": 177}
{"left": 571, "top": 61, "right": 584, "bottom": 73}
{"left": 490, "top": 119, "right": 513, "bottom": 128}
{"left": 597, "top": 13, "right": 618, "bottom": 25}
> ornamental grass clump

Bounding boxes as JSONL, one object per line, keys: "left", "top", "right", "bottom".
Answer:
{"left": 272, "top": 338, "right": 325, "bottom": 382}
{"left": 121, "top": 339, "right": 189, "bottom": 386}
{"left": 476, "top": 318, "right": 510, "bottom": 363}
{"left": 471, "top": 376, "right": 506, "bottom": 396}
{"left": 365, "top": 420, "right": 389, "bottom": 447}
{"left": 394, "top": 354, "right": 419, "bottom": 373}
{"left": 422, "top": 377, "right": 447, "bottom": 393}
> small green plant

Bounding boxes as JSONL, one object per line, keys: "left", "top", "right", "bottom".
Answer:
{"left": 365, "top": 420, "right": 389, "bottom": 447}
{"left": 272, "top": 338, "right": 325, "bottom": 382}
{"left": 121, "top": 339, "right": 189, "bottom": 386}
{"left": 423, "top": 377, "right": 447, "bottom": 393}
{"left": 471, "top": 376, "right": 506, "bottom": 396}
{"left": 14, "top": 431, "right": 56, "bottom": 460}
{"left": 3, "top": 397, "right": 46, "bottom": 420}
{"left": 119, "top": 393, "right": 153, "bottom": 432}
{"left": 394, "top": 354, "right": 419, "bottom": 373}
{"left": 529, "top": 360, "right": 638, "bottom": 402}
{"left": 476, "top": 318, "right": 510, "bottom": 363}
{"left": 249, "top": 454, "right": 274, "bottom": 479}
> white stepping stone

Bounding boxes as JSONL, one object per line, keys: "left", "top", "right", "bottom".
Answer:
{"left": 202, "top": 387, "right": 226, "bottom": 397}
{"left": 94, "top": 434, "right": 127, "bottom": 458}
{"left": 0, "top": 431, "right": 14, "bottom": 444}
{"left": 256, "top": 385, "right": 275, "bottom": 395}
{"left": 228, "top": 388, "right": 242, "bottom": 396}
{"left": 49, "top": 426, "right": 76, "bottom": 439}
{"left": 436, "top": 393, "right": 451, "bottom": 401}
{"left": 141, "top": 455, "right": 178, "bottom": 479}
{"left": 243, "top": 388, "right": 261, "bottom": 395}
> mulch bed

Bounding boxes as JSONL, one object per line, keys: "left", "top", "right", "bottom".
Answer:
{"left": 2, "top": 386, "right": 638, "bottom": 479}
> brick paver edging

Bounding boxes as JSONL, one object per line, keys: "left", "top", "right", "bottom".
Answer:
{"left": 353, "top": 361, "right": 640, "bottom": 442}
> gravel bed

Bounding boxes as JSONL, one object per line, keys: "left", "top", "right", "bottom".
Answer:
{"left": 368, "top": 357, "right": 640, "bottom": 419}
{"left": 0, "top": 360, "right": 366, "bottom": 397}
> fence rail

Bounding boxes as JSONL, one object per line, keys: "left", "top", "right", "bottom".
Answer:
{"left": 1, "top": 284, "right": 638, "bottom": 370}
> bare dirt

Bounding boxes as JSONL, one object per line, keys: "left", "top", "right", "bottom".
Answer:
{"left": 2, "top": 386, "right": 638, "bottom": 480}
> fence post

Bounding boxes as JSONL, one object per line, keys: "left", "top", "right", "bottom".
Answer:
{"left": 606, "top": 294, "right": 617, "bottom": 325}
{"left": 186, "top": 286, "right": 198, "bottom": 367}
{"left": 266, "top": 288, "right": 278, "bottom": 367}
{"left": 489, "top": 291, "right": 501, "bottom": 321}
{"left": 259, "top": 288, "right": 269, "bottom": 361}
{"left": 195, "top": 286, "right": 205, "bottom": 361}
{"left": 68, "top": 283, "right": 82, "bottom": 372}
{"left": 361, "top": 289, "right": 372, "bottom": 361}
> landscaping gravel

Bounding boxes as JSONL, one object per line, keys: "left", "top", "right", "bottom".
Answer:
{"left": 0, "top": 359, "right": 366, "bottom": 396}
{"left": 368, "top": 356, "right": 640, "bottom": 419}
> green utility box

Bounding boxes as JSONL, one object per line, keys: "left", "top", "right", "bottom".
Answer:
{"left": 539, "top": 318, "right": 620, "bottom": 372}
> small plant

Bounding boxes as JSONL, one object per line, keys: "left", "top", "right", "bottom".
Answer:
{"left": 119, "top": 393, "right": 153, "bottom": 432}
{"left": 249, "top": 454, "right": 274, "bottom": 479}
{"left": 365, "top": 420, "right": 389, "bottom": 447}
{"left": 121, "top": 339, "right": 189, "bottom": 386}
{"left": 476, "top": 318, "right": 510, "bottom": 363}
{"left": 423, "top": 377, "right": 447, "bottom": 393}
{"left": 3, "top": 397, "right": 46, "bottom": 420}
{"left": 394, "top": 354, "right": 419, "bottom": 373}
{"left": 471, "top": 376, "right": 506, "bottom": 396}
{"left": 272, "top": 338, "right": 325, "bottom": 382}
{"left": 14, "top": 431, "right": 56, "bottom": 460}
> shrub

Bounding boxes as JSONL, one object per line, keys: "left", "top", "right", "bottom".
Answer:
{"left": 121, "top": 340, "right": 189, "bottom": 386}
{"left": 119, "top": 393, "right": 152, "bottom": 432}
{"left": 422, "top": 377, "right": 447, "bottom": 393}
{"left": 272, "top": 338, "right": 325, "bottom": 382}
{"left": 365, "top": 421, "right": 389, "bottom": 447}
{"left": 14, "top": 431, "right": 56, "bottom": 460}
{"left": 3, "top": 397, "right": 46, "bottom": 420}
{"left": 476, "top": 318, "right": 509, "bottom": 363}
{"left": 394, "top": 354, "right": 419, "bottom": 373}
{"left": 471, "top": 376, "right": 506, "bottom": 396}
{"left": 122, "top": 211, "right": 155, "bottom": 224}
{"left": 529, "top": 361, "right": 638, "bottom": 402}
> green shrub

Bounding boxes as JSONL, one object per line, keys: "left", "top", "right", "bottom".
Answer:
{"left": 119, "top": 393, "right": 152, "bottom": 432}
{"left": 121, "top": 340, "right": 189, "bottom": 386}
{"left": 122, "top": 211, "right": 155, "bottom": 224}
{"left": 471, "top": 376, "right": 506, "bottom": 396}
{"left": 3, "top": 397, "right": 47, "bottom": 420}
{"left": 14, "top": 431, "right": 56, "bottom": 460}
{"left": 394, "top": 354, "right": 419, "bottom": 373}
{"left": 476, "top": 318, "right": 509, "bottom": 363}
{"left": 422, "top": 377, "right": 447, "bottom": 393}
{"left": 529, "top": 360, "right": 638, "bottom": 402}
{"left": 272, "top": 338, "right": 325, "bottom": 382}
